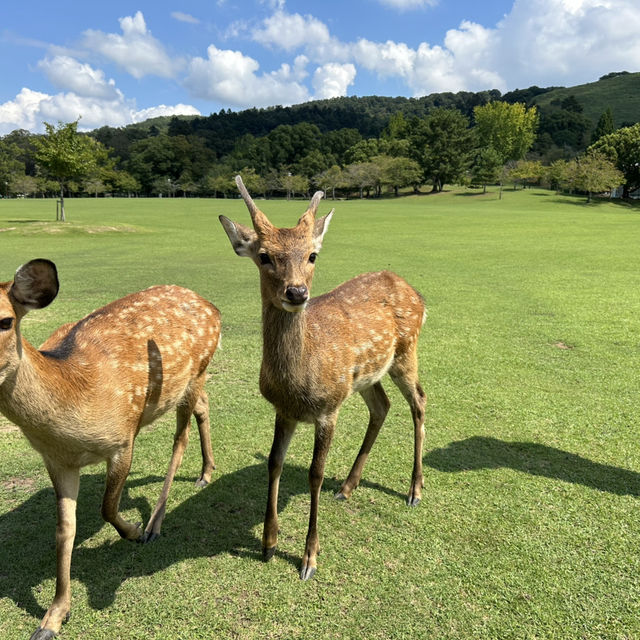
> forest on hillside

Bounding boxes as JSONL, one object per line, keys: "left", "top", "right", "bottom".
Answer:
{"left": 1, "top": 72, "right": 639, "bottom": 200}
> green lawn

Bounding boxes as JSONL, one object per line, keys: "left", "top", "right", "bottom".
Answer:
{"left": 0, "top": 189, "right": 639, "bottom": 639}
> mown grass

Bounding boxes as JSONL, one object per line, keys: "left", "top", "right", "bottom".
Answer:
{"left": 0, "top": 189, "right": 639, "bottom": 639}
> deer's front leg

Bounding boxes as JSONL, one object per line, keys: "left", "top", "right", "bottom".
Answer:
{"left": 301, "top": 412, "right": 337, "bottom": 580}
{"left": 31, "top": 464, "right": 80, "bottom": 640}
{"left": 263, "top": 414, "right": 296, "bottom": 561}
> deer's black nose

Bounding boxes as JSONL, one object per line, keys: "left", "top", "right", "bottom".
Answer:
{"left": 285, "top": 286, "right": 308, "bottom": 305}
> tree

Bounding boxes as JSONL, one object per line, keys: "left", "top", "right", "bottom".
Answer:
{"left": 474, "top": 102, "right": 538, "bottom": 163}
{"left": 544, "top": 160, "right": 571, "bottom": 193}
{"left": 83, "top": 177, "right": 107, "bottom": 197}
{"left": 567, "top": 151, "right": 624, "bottom": 202}
{"left": 588, "top": 123, "right": 640, "bottom": 198}
{"left": 34, "top": 121, "right": 99, "bottom": 220}
{"left": 314, "top": 165, "right": 343, "bottom": 199}
{"left": 409, "top": 109, "right": 474, "bottom": 192}
{"left": 10, "top": 174, "right": 38, "bottom": 197}
{"left": 239, "top": 167, "right": 267, "bottom": 197}
{"left": 111, "top": 170, "right": 140, "bottom": 197}
{"left": 343, "top": 162, "right": 381, "bottom": 198}
{"left": 473, "top": 101, "right": 538, "bottom": 198}
{"left": 280, "top": 173, "right": 309, "bottom": 199}
{"left": 375, "top": 155, "right": 422, "bottom": 196}
{"left": 507, "top": 160, "right": 544, "bottom": 189}
{"left": 591, "top": 107, "right": 615, "bottom": 144}
{"left": 0, "top": 138, "right": 24, "bottom": 196}
{"left": 471, "top": 147, "right": 502, "bottom": 193}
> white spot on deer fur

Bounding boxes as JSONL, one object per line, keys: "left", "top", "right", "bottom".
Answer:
{"left": 204, "top": 307, "right": 213, "bottom": 316}
{"left": 197, "top": 327, "right": 205, "bottom": 337}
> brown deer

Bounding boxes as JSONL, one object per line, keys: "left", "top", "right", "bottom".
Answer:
{"left": 0, "top": 259, "right": 221, "bottom": 640}
{"left": 219, "top": 176, "right": 426, "bottom": 580}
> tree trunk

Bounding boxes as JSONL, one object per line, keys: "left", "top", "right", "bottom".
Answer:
{"left": 59, "top": 183, "right": 66, "bottom": 222}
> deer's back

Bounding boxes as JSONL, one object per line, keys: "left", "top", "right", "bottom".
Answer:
{"left": 37, "top": 285, "right": 221, "bottom": 428}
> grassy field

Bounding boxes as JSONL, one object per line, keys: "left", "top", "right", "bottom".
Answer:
{"left": 0, "top": 188, "right": 639, "bottom": 639}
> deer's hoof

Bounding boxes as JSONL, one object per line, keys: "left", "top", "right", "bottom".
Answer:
{"left": 195, "top": 478, "right": 209, "bottom": 488}
{"left": 29, "top": 628, "right": 57, "bottom": 640}
{"left": 300, "top": 565, "right": 317, "bottom": 581}
{"left": 138, "top": 531, "right": 160, "bottom": 544}
{"left": 262, "top": 546, "right": 276, "bottom": 562}
{"left": 407, "top": 496, "right": 421, "bottom": 507}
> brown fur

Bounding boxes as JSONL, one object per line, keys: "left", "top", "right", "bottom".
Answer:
{"left": 220, "top": 176, "right": 426, "bottom": 581}
{"left": 0, "top": 261, "right": 221, "bottom": 639}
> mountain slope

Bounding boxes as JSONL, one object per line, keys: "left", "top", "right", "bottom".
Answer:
{"left": 531, "top": 72, "right": 640, "bottom": 127}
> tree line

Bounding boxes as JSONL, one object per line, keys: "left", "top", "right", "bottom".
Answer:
{"left": 0, "top": 94, "right": 638, "bottom": 209}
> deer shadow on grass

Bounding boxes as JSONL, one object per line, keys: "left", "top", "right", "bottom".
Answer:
{"left": 0, "top": 459, "right": 312, "bottom": 620}
{"left": 424, "top": 436, "right": 640, "bottom": 496}
{"left": 0, "top": 456, "right": 398, "bottom": 621}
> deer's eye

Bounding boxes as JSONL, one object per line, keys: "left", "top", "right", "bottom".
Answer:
{"left": 0, "top": 317, "right": 14, "bottom": 331}
{"left": 309, "top": 252, "right": 317, "bottom": 264}
{"left": 259, "top": 253, "right": 272, "bottom": 266}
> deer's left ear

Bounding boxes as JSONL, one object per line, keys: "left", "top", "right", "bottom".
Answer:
{"left": 219, "top": 215, "right": 259, "bottom": 258}
{"left": 312, "top": 209, "right": 334, "bottom": 253}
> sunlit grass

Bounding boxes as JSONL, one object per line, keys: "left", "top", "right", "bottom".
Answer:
{"left": 0, "top": 188, "right": 639, "bottom": 639}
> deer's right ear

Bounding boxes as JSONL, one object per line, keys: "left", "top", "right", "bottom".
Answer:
{"left": 219, "top": 215, "right": 259, "bottom": 258}
{"left": 10, "top": 259, "right": 59, "bottom": 311}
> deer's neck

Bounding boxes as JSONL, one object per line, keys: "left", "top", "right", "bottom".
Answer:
{"left": 0, "top": 338, "right": 78, "bottom": 431}
{"left": 261, "top": 304, "right": 310, "bottom": 380}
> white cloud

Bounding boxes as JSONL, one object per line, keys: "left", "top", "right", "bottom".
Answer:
{"left": 0, "top": 88, "right": 50, "bottom": 134}
{"left": 0, "top": 86, "right": 200, "bottom": 135}
{"left": 251, "top": 10, "right": 349, "bottom": 63}
{"left": 352, "top": 39, "right": 416, "bottom": 78}
{"left": 312, "top": 63, "right": 356, "bottom": 99}
{"left": 253, "top": 11, "right": 331, "bottom": 51}
{"left": 183, "top": 44, "right": 310, "bottom": 107}
{"left": 37, "top": 56, "right": 120, "bottom": 100}
{"left": 495, "top": 0, "right": 640, "bottom": 88}
{"left": 82, "top": 11, "right": 182, "bottom": 79}
{"left": 132, "top": 103, "right": 200, "bottom": 122}
{"left": 171, "top": 12, "right": 200, "bottom": 25}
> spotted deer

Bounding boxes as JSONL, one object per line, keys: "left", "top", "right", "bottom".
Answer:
{"left": 219, "top": 176, "right": 426, "bottom": 580}
{"left": 0, "top": 259, "right": 221, "bottom": 640}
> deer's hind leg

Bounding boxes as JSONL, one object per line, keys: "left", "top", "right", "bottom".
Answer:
{"left": 142, "top": 396, "right": 200, "bottom": 543}
{"left": 194, "top": 388, "right": 215, "bottom": 487}
{"left": 335, "top": 382, "right": 390, "bottom": 500}
{"left": 389, "top": 348, "right": 426, "bottom": 507}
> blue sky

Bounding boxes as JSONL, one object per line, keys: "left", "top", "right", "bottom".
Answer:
{"left": 1, "top": 0, "right": 639, "bottom": 135}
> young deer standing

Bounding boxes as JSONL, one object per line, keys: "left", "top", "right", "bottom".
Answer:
{"left": 0, "top": 259, "right": 221, "bottom": 640}
{"left": 219, "top": 176, "right": 426, "bottom": 580}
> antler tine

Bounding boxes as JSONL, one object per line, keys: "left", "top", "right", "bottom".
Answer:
{"left": 235, "top": 175, "right": 260, "bottom": 219}
{"left": 308, "top": 190, "right": 325, "bottom": 217}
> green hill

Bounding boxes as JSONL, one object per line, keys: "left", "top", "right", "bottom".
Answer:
{"left": 531, "top": 71, "right": 640, "bottom": 127}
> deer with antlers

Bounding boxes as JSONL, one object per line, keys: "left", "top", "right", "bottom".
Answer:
{"left": 0, "top": 259, "right": 221, "bottom": 639}
{"left": 219, "top": 176, "right": 426, "bottom": 580}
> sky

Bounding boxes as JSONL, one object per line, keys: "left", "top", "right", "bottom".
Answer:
{"left": 1, "top": 0, "right": 639, "bottom": 136}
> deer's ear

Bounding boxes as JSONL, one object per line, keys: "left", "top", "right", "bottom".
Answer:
{"left": 10, "top": 259, "right": 59, "bottom": 311}
{"left": 219, "top": 215, "right": 259, "bottom": 258}
{"left": 312, "top": 209, "right": 334, "bottom": 253}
